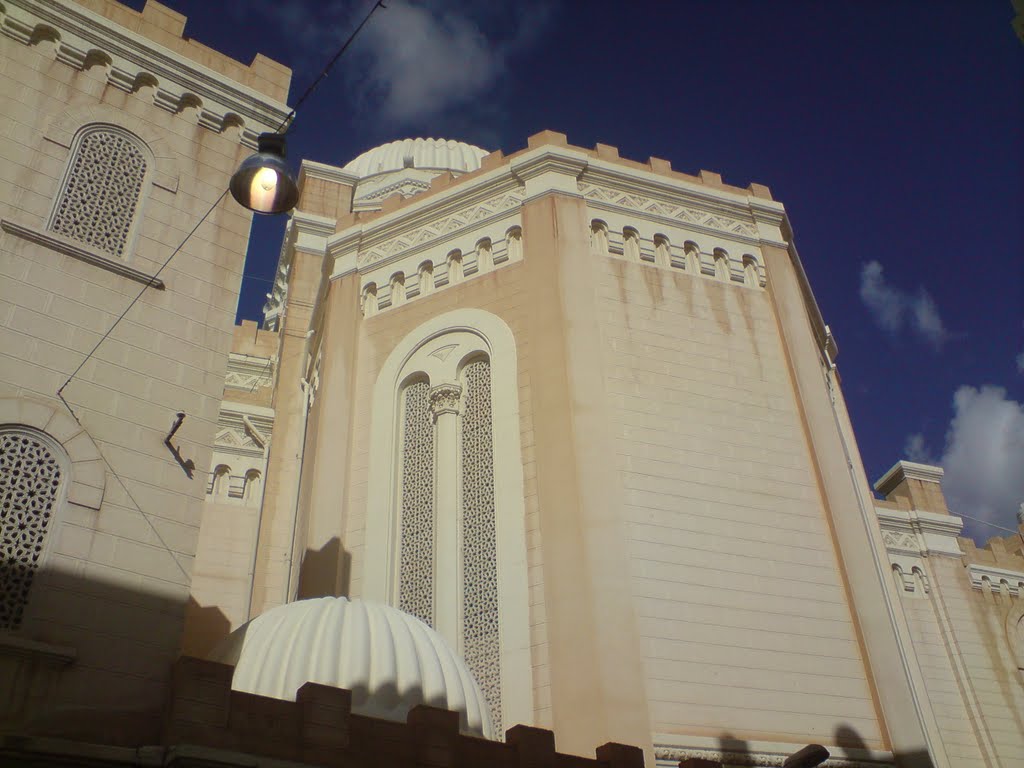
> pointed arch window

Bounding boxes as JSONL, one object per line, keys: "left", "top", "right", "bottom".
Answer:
{"left": 1, "top": 427, "right": 67, "bottom": 630}
{"left": 49, "top": 125, "right": 150, "bottom": 259}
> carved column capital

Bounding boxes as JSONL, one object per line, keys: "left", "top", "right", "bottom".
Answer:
{"left": 429, "top": 383, "right": 462, "bottom": 419}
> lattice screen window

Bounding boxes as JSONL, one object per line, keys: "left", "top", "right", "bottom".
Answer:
{"left": 0, "top": 428, "right": 66, "bottom": 630}
{"left": 461, "top": 359, "right": 502, "bottom": 733}
{"left": 50, "top": 127, "right": 148, "bottom": 259}
{"left": 398, "top": 380, "right": 435, "bottom": 627}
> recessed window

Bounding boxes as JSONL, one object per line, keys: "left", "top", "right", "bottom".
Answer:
{"left": 49, "top": 126, "right": 149, "bottom": 259}
{"left": 0, "top": 428, "right": 67, "bottom": 630}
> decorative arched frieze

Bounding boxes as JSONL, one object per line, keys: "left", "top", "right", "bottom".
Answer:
{"left": 43, "top": 105, "right": 179, "bottom": 193}
{"left": 576, "top": 178, "right": 760, "bottom": 240}
{"left": 0, "top": 397, "right": 105, "bottom": 511}
{"left": 0, "top": 2, "right": 288, "bottom": 146}
{"left": 363, "top": 309, "right": 532, "bottom": 735}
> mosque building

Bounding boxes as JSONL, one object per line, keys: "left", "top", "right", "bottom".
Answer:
{"left": 1, "top": 2, "right": 1022, "bottom": 767}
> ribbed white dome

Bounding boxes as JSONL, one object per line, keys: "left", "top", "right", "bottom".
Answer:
{"left": 216, "top": 597, "right": 494, "bottom": 738}
{"left": 343, "top": 138, "right": 489, "bottom": 178}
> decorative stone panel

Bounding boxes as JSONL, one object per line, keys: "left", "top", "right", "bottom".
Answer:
{"left": 49, "top": 127, "right": 148, "bottom": 259}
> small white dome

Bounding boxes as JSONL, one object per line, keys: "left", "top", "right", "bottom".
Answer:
{"left": 216, "top": 597, "right": 494, "bottom": 738}
{"left": 343, "top": 138, "right": 489, "bottom": 179}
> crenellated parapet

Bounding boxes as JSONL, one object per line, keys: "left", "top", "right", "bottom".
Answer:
{"left": 159, "top": 655, "right": 646, "bottom": 768}
{"left": 267, "top": 131, "right": 792, "bottom": 325}
{"left": 1, "top": 0, "right": 291, "bottom": 146}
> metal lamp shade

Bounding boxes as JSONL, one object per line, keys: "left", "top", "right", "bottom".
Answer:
{"left": 229, "top": 133, "right": 299, "bottom": 215}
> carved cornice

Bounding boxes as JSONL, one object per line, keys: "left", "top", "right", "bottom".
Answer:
{"left": 577, "top": 178, "right": 760, "bottom": 241}
{"left": 214, "top": 405, "right": 274, "bottom": 458}
{"left": 3, "top": 0, "right": 290, "bottom": 145}
{"left": 875, "top": 506, "right": 964, "bottom": 557}
{"left": 353, "top": 185, "right": 524, "bottom": 269}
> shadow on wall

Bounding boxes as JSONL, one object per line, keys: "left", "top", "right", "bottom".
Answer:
{"left": 698, "top": 726, "right": 936, "bottom": 768}
{"left": 297, "top": 536, "right": 352, "bottom": 600}
{"left": 1, "top": 562, "right": 227, "bottom": 747}
{"left": 180, "top": 594, "right": 231, "bottom": 659}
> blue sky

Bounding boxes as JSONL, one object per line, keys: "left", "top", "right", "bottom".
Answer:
{"left": 127, "top": 0, "right": 1023, "bottom": 540}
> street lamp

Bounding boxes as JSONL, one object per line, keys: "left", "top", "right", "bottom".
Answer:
{"left": 229, "top": 132, "right": 299, "bottom": 215}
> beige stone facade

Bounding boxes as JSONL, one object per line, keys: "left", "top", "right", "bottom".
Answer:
{"left": 1, "top": 3, "right": 1023, "bottom": 768}
{"left": 0, "top": 0, "right": 289, "bottom": 741}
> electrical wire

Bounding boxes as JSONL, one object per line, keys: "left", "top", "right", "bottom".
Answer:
{"left": 51, "top": 1, "right": 389, "bottom": 578}
{"left": 58, "top": 0, "right": 387, "bottom": 398}
{"left": 278, "top": 0, "right": 387, "bottom": 134}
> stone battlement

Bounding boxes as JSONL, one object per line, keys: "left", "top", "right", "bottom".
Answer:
{"left": 325, "top": 129, "right": 776, "bottom": 233}
{"left": 165, "top": 656, "right": 646, "bottom": 768}
{"left": 1, "top": 0, "right": 291, "bottom": 142}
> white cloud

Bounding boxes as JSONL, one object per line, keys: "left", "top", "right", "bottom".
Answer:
{"left": 859, "top": 260, "right": 949, "bottom": 349}
{"left": 351, "top": 0, "right": 552, "bottom": 125}
{"left": 357, "top": 1, "right": 502, "bottom": 124}
{"left": 903, "top": 432, "right": 933, "bottom": 463}
{"left": 235, "top": 0, "right": 551, "bottom": 126}
{"left": 936, "top": 386, "right": 1024, "bottom": 537}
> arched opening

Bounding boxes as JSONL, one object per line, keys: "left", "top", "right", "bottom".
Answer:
{"left": 654, "top": 234, "right": 671, "bottom": 267}
{"left": 211, "top": 464, "right": 231, "bottom": 499}
{"left": 713, "top": 248, "right": 730, "bottom": 281}
{"left": 418, "top": 261, "right": 434, "bottom": 295}
{"left": 447, "top": 249, "right": 464, "bottom": 284}
{"left": 742, "top": 255, "right": 759, "bottom": 287}
{"left": 362, "top": 283, "right": 378, "bottom": 317}
{"left": 49, "top": 125, "right": 152, "bottom": 260}
{"left": 590, "top": 220, "right": 609, "bottom": 257}
{"left": 623, "top": 227, "right": 641, "bottom": 262}
{"left": 243, "top": 469, "right": 261, "bottom": 503}
{"left": 505, "top": 226, "right": 523, "bottom": 262}
{"left": 684, "top": 241, "right": 700, "bottom": 273}
{"left": 390, "top": 272, "right": 406, "bottom": 307}
{"left": 476, "top": 238, "right": 493, "bottom": 272}
{"left": 0, "top": 426, "right": 68, "bottom": 630}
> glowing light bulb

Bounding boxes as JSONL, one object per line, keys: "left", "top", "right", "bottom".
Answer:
{"left": 249, "top": 166, "right": 279, "bottom": 212}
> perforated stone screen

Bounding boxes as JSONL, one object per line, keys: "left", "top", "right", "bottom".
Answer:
{"left": 461, "top": 359, "right": 502, "bottom": 733}
{"left": 398, "top": 380, "right": 435, "bottom": 627}
{"left": 0, "top": 429, "right": 63, "bottom": 630}
{"left": 50, "top": 129, "right": 147, "bottom": 258}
